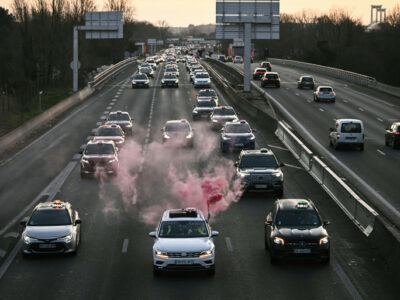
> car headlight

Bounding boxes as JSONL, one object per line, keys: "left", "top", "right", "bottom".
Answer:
{"left": 81, "top": 159, "right": 90, "bottom": 165}
{"left": 132, "top": 81, "right": 136, "bottom": 84}
{"left": 238, "top": 172, "right": 250, "bottom": 178}
{"left": 58, "top": 233, "right": 73, "bottom": 243}
{"left": 125, "top": 124, "right": 132, "bottom": 128}
{"left": 107, "top": 159, "right": 117, "bottom": 164}
{"left": 175, "top": 80, "right": 179, "bottom": 83}
{"left": 272, "top": 172, "right": 282, "bottom": 178}
{"left": 249, "top": 135, "right": 255, "bottom": 140}
{"left": 155, "top": 250, "right": 169, "bottom": 259}
{"left": 23, "top": 234, "right": 37, "bottom": 244}
{"left": 193, "top": 110, "right": 198, "bottom": 114}
{"left": 273, "top": 237, "right": 285, "bottom": 245}
{"left": 212, "top": 119, "right": 219, "bottom": 123}
{"left": 163, "top": 135, "right": 170, "bottom": 139}
{"left": 116, "top": 140, "right": 124, "bottom": 144}
{"left": 319, "top": 236, "right": 329, "bottom": 246}
{"left": 161, "top": 80, "right": 165, "bottom": 83}
{"left": 222, "top": 136, "right": 231, "bottom": 141}
{"left": 199, "top": 249, "right": 213, "bottom": 258}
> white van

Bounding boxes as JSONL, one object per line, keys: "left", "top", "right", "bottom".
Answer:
{"left": 329, "top": 119, "right": 364, "bottom": 151}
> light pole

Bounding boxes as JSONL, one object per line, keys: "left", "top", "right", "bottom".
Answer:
{"left": 38, "top": 91, "right": 43, "bottom": 112}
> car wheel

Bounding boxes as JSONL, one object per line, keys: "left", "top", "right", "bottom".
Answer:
{"left": 221, "top": 144, "right": 228, "bottom": 153}
{"left": 329, "top": 138, "right": 333, "bottom": 146}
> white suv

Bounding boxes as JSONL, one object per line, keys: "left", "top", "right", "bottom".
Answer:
{"left": 149, "top": 208, "right": 219, "bottom": 275}
{"left": 329, "top": 119, "right": 364, "bottom": 151}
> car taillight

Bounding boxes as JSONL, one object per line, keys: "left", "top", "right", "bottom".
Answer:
{"left": 332, "top": 92, "right": 336, "bottom": 96}
{"left": 264, "top": 78, "right": 268, "bottom": 80}
{"left": 277, "top": 78, "right": 280, "bottom": 81}
{"left": 318, "top": 92, "right": 321, "bottom": 95}
{"left": 395, "top": 132, "right": 400, "bottom": 135}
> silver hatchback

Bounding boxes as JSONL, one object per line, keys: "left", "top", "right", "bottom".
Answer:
{"left": 314, "top": 86, "right": 336, "bottom": 103}
{"left": 20, "top": 200, "right": 81, "bottom": 255}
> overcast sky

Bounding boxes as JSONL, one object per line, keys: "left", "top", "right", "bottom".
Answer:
{"left": 0, "top": 0, "right": 398, "bottom": 26}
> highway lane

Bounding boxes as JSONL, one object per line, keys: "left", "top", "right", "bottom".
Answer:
{"left": 0, "top": 61, "right": 398, "bottom": 299}
{"left": 227, "top": 61, "right": 400, "bottom": 215}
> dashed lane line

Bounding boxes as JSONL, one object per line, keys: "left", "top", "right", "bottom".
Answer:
{"left": 122, "top": 239, "right": 129, "bottom": 253}
{"left": 3, "top": 232, "right": 19, "bottom": 239}
{"left": 72, "top": 154, "right": 81, "bottom": 161}
{"left": 377, "top": 150, "right": 386, "bottom": 156}
{"left": 225, "top": 237, "right": 233, "bottom": 252}
{"left": 358, "top": 107, "right": 364, "bottom": 112}
{"left": 377, "top": 118, "right": 383, "bottom": 123}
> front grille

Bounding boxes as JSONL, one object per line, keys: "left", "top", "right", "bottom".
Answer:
{"left": 30, "top": 242, "right": 66, "bottom": 252}
{"left": 286, "top": 241, "right": 318, "bottom": 249}
{"left": 167, "top": 252, "right": 201, "bottom": 258}
{"left": 249, "top": 174, "right": 271, "bottom": 184}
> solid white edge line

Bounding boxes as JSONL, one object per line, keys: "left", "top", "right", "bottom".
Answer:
{"left": 331, "top": 256, "right": 363, "bottom": 300}
{"left": 267, "top": 144, "right": 289, "bottom": 151}
{"left": 377, "top": 150, "right": 386, "bottom": 156}
{"left": 0, "top": 241, "right": 22, "bottom": 280}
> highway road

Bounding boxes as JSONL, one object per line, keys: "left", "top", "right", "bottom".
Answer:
{"left": 227, "top": 61, "right": 400, "bottom": 222}
{"left": 0, "top": 60, "right": 398, "bottom": 299}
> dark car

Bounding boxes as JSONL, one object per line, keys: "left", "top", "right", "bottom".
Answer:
{"left": 261, "top": 72, "right": 281, "bottom": 88}
{"left": 385, "top": 122, "right": 400, "bottom": 149}
{"left": 80, "top": 140, "right": 119, "bottom": 177}
{"left": 93, "top": 124, "right": 125, "bottom": 148}
{"left": 210, "top": 106, "right": 239, "bottom": 130}
{"left": 264, "top": 199, "right": 330, "bottom": 263}
{"left": 218, "top": 55, "right": 226, "bottom": 62}
{"left": 226, "top": 56, "right": 233, "bottom": 62}
{"left": 161, "top": 73, "right": 179, "bottom": 88}
{"left": 192, "top": 99, "right": 217, "bottom": 120}
{"left": 106, "top": 111, "right": 133, "bottom": 136}
{"left": 253, "top": 68, "right": 267, "bottom": 80}
{"left": 161, "top": 119, "right": 194, "bottom": 147}
{"left": 197, "top": 89, "right": 219, "bottom": 104}
{"left": 132, "top": 73, "right": 150, "bottom": 88}
{"left": 139, "top": 66, "right": 154, "bottom": 78}
{"left": 297, "top": 76, "right": 315, "bottom": 89}
{"left": 260, "top": 61, "right": 272, "bottom": 71}
{"left": 220, "top": 120, "right": 256, "bottom": 152}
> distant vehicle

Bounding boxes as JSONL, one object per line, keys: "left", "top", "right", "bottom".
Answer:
{"left": 218, "top": 55, "right": 226, "bottom": 62}
{"left": 220, "top": 120, "right": 256, "bottom": 152}
{"left": 261, "top": 72, "right": 281, "bottom": 88}
{"left": 233, "top": 56, "right": 243, "bottom": 64}
{"left": 80, "top": 140, "right": 119, "bottom": 177}
{"left": 161, "top": 119, "right": 194, "bottom": 147}
{"left": 105, "top": 111, "right": 133, "bottom": 136}
{"left": 132, "top": 73, "right": 150, "bottom": 88}
{"left": 139, "top": 66, "right": 154, "bottom": 78}
{"left": 149, "top": 208, "right": 218, "bottom": 275}
{"left": 264, "top": 199, "right": 330, "bottom": 263}
{"left": 260, "top": 61, "right": 272, "bottom": 71}
{"left": 210, "top": 106, "right": 239, "bottom": 130}
{"left": 329, "top": 119, "right": 364, "bottom": 151}
{"left": 297, "top": 76, "right": 315, "bottom": 89}
{"left": 253, "top": 68, "right": 267, "bottom": 80}
{"left": 226, "top": 56, "right": 233, "bottom": 62}
{"left": 235, "top": 148, "right": 284, "bottom": 196}
{"left": 165, "top": 66, "right": 179, "bottom": 77}
{"left": 190, "top": 67, "right": 205, "bottom": 82}
{"left": 93, "top": 124, "right": 125, "bottom": 148}
{"left": 211, "top": 54, "right": 219, "bottom": 60}
{"left": 385, "top": 122, "right": 400, "bottom": 149}
{"left": 161, "top": 73, "right": 179, "bottom": 88}
{"left": 314, "top": 86, "right": 336, "bottom": 103}
{"left": 192, "top": 99, "right": 217, "bottom": 120}
{"left": 20, "top": 200, "right": 82, "bottom": 255}
{"left": 197, "top": 89, "right": 219, "bottom": 103}
{"left": 145, "top": 59, "right": 157, "bottom": 70}
{"left": 193, "top": 72, "right": 211, "bottom": 88}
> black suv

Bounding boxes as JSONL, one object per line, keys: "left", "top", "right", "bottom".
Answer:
{"left": 261, "top": 72, "right": 280, "bottom": 88}
{"left": 385, "top": 122, "right": 400, "bottom": 149}
{"left": 106, "top": 111, "right": 133, "bottom": 135}
{"left": 220, "top": 120, "right": 256, "bottom": 152}
{"left": 264, "top": 199, "right": 330, "bottom": 263}
{"left": 192, "top": 99, "right": 217, "bottom": 120}
{"left": 297, "top": 76, "right": 315, "bottom": 89}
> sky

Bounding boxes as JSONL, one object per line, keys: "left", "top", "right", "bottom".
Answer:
{"left": 0, "top": 0, "right": 398, "bottom": 27}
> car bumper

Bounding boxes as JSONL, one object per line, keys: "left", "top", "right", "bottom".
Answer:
{"left": 80, "top": 164, "right": 118, "bottom": 175}
{"left": 222, "top": 140, "right": 255, "bottom": 151}
{"left": 316, "top": 96, "right": 335, "bottom": 102}
{"left": 161, "top": 82, "right": 178, "bottom": 87}
{"left": 271, "top": 245, "right": 330, "bottom": 259}
{"left": 194, "top": 82, "right": 211, "bottom": 88}
{"left": 22, "top": 240, "right": 77, "bottom": 254}
{"left": 153, "top": 256, "right": 215, "bottom": 272}
{"left": 242, "top": 180, "right": 282, "bottom": 192}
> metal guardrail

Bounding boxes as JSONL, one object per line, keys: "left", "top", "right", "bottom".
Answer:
{"left": 276, "top": 122, "right": 378, "bottom": 236}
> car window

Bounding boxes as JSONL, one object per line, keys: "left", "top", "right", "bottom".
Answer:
{"left": 84, "top": 143, "right": 115, "bottom": 155}
{"left": 266, "top": 74, "right": 278, "bottom": 79}
{"left": 108, "top": 114, "right": 130, "bottom": 121}
{"left": 320, "top": 87, "right": 332, "bottom": 92}
{"left": 302, "top": 77, "right": 313, "bottom": 82}
{"left": 341, "top": 123, "right": 362, "bottom": 133}
{"left": 97, "top": 128, "right": 122, "bottom": 136}
{"left": 197, "top": 101, "right": 216, "bottom": 108}
{"left": 275, "top": 210, "right": 321, "bottom": 227}
{"left": 135, "top": 74, "right": 147, "bottom": 79}
{"left": 213, "top": 108, "right": 235, "bottom": 116}
{"left": 199, "top": 91, "right": 217, "bottom": 97}
{"left": 225, "top": 123, "right": 251, "bottom": 133}
{"left": 196, "top": 74, "right": 209, "bottom": 78}
{"left": 28, "top": 209, "right": 71, "bottom": 226}
{"left": 165, "top": 123, "right": 190, "bottom": 132}
{"left": 239, "top": 154, "right": 278, "bottom": 169}
{"left": 158, "top": 221, "right": 209, "bottom": 238}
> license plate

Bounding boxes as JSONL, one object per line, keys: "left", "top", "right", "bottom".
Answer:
{"left": 96, "top": 167, "right": 104, "bottom": 170}
{"left": 255, "top": 184, "right": 267, "bottom": 189}
{"left": 39, "top": 244, "right": 56, "bottom": 249}
{"left": 175, "top": 260, "right": 193, "bottom": 265}
{"left": 201, "top": 115, "right": 209, "bottom": 118}
{"left": 294, "top": 249, "right": 311, "bottom": 254}
{"left": 235, "top": 143, "right": 244, "bottom": 147}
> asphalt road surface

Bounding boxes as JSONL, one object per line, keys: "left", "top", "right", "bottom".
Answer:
{"left": 0, "top": 61, "right": 398, "bottom": 300}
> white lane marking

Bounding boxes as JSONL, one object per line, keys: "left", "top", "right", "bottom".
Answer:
{"left": 377, "top": 118, "right": 383, "bottom": 123}
{"left": 295, "top": 93, "right": 300, "bottom": 96}
{"left": 319, "top": 108, "right": 324, "bottom": 112}
{"left": 109, "top": 102, "right": 115, "bottom": 106}
{"left": 115, "top": 95, "right": 119, "bottom": 98}
{"left": 331, "top": 256, "right": 363, "bottom": 300}
{"left": 103, "top": 111, "right": 109, "bottom": 115}
{"left": 0, "top": 241, "right": 22, "bottom": 280}
{"left": 285, "top": 87, "right": 289, "bottom": 90}
{"left": 377, "top": 150, "right": 386, "bottom": 156}
{"left": 3, "top": 232, "right": 19, "bottom": 239}
{"left": 307, "top": 100, "right": 312, "bottom": 103}
{"left": 96, "top": 122, "right": 102, "bottom": 126}
{"left": 112, "top": 99, "right": 117, "bottom": 102}
{"left": 100, "top": 116, "right": 106, "bottom": 120}
{"left": 72, "top": 154, "right": 81, "bottom": 161}
{"left": 0, "top": 161, "right": 77, "bottom": 237}
{"left": 0, "top": 249, "right": 6, "bottom": 258}
{"left": 358, "top": 107, "right": 364, "bottom": 112}
{"left": 225, "top": 237, "right": 233, "bottom": 252}
{"left": 267, "top": 144, "right": 289, "bottom": 151}
{"left": 106, "top": 106, "right": 112, "bottom": 110}
{"left": 122, "top": 239, "right": 129, "bottom": 253}
{"left": 116, "top": 92, "right": 121, "bottom": 95}
{"left": 86, "top": 136, "right": 94, "bottom": 141}
{"left": 343, "top": 99, "right": 348, "bottom": 103}
{"left": 132, "top": 194, "right": 137, "bottom": 205}
{"left": 284, "top": 163, "right": 303, "bottom": 170}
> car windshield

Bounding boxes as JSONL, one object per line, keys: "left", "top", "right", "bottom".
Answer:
{"left": 199, "top": 91, "right": 217, "bottom": 97}
{"left": 135, "top": 74, "right": 147, "bottom": 79}
{"left": 141, "top": 68, "right": 151, "bottom": 72}
{"left": 108, "top": 114, "right": 130, "bottom": 121}
{"left": 166, "top": 68, "right": 177, "bottom": 72}
{"left": 28, "top": 209, "right": 71, "bottom": 226}
{"left": 320, "top": 87, "right": 332, "bottom": 92}
{"left": 302, "top": 77, "right": 313, "bottom": 82}
{"left": 97, "top": 128, "right": 122, "bottom": 136}
{"left": 213, "top": 108, "right": 235, "bottom": 116}
{"left": 266, "top": 74, "right": 278, "bottom": 79}
{"left": 239, "top": 154, "right": 278, "bottom": 168}
{"left": 166, "top": 122, "right": 190, "bottom": 132}
{"left": 225, "top": 123, "right": 251, "bottom": 133}
{"left": 84, "top": 143, "right": 115, "bottom": 155}
{"left": 196, "top": 74, "right": 209, "bottom": 78}
{"left": 341, "top": 123, "right": 362, "bottom": 133}
{"left": 256, "top": 69, "right": 266, "bottom": 73}
{"left": 164, "top": 75, "right": 177, "bottom": 79}
{"left": 158, "top": 221, "right": 208, "bottom": 238}
{"left": 197, "top": 101, "right": 216, "bottom": 108}
{"left": 275, "top": 210, "right": 321, "bottom": 227}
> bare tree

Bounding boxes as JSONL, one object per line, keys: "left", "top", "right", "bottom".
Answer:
{"left": 104, "top": 0, "right": 135, "bottom": 22}
{"left": 71, "top": 0, "right": 97, "bottom": 22}
{"left": 157, "top": 20, "right": 170, "bottom": 42}
{"left": 387, "top": 4, "right": 400, "bottom": 27}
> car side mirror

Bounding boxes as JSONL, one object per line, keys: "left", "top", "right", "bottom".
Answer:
{"left": 329, "top": 128, "right": 334, "bottom": 132}
{"left": 193, "top": 105, "right": 196, "bottom": 108}
{"left": 234, "top": 161, "right": 239, "bottom": 167}
{"left": 75, "top": 219, "right": 82, "bottom": 225}
{"left": 149, "top": 232, "right": 156, "bottom": 238}
{"left": 323, "top": 220, "right": 330, "bottom": 226}
{"left": 252, "top": 129, "right": 257, "bottom": 133}
{"left": 79, "top": 149, "right": 83, "bottom": 154}
{"left": 116, "top": 147, "right": 119, "bottom": 152}
{"left": 211, "top": 231, "right": 219, "bottom": 237}
{"left": 279, "top": 162, "right": 285, "bottom": 167}
{"left": 20, "top": 220, "right": 27, "bottom": 227}
{"left": 265, "top": 221, "right": 272, "bottom": 226}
